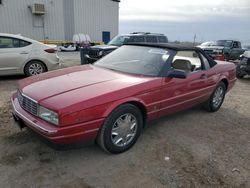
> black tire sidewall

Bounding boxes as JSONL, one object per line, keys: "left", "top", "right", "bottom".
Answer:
{"left": 103, "top": 104, "right": 143, "bottom": 154}
{"left": 209, "top": 82, "right": 226, "bottom": 112}
{"left": 24, "top": 61, "right": 46, "bottom": 76}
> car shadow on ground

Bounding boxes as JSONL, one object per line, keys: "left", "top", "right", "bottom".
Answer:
{"left": 0, "top": 75, "right": 25, "bottom": 81}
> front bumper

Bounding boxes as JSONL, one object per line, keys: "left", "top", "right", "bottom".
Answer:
{"left": 11, "top": 94, "right": 103, "bottom": 144}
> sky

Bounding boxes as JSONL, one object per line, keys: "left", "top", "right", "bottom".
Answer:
{"left": 119, "top": 0, "right": 250, "bottom": 43}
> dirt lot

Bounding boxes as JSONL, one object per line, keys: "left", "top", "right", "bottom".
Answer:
{"left": 0, "top": 53, "right": 249, "bottom": 188}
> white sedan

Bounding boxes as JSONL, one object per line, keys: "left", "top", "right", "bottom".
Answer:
{"left": 0, "top": 33, "right": 61, "bottom": 76}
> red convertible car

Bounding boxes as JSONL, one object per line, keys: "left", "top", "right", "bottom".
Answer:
{"left": 11, "top": 43, "right": 236, "bottom": 153}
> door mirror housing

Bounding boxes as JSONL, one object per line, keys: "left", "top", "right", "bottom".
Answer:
{"left": 167, "top": 69, "right": 187, "bottom": 79}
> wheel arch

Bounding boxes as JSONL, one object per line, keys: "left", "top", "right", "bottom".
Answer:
{"left": 220, "top": 78, "right": 229, "bottom": 91}
{"left": 103, "top": 98, "right": 148, "bottom": 128}
{"left": 23, "top": 59, "right": 48, "bottom": 74}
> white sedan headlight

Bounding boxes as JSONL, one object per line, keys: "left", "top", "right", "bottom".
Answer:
{"left": 39, "top": 106, "right": 59, "bottom": 125}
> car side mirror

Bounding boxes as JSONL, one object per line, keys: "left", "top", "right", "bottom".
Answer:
{"left": 167, "top": 69, "right": 187, "bottom": 79}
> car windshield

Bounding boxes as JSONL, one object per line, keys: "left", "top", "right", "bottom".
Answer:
{"left": 213, "top": 40, "right": 233, "bottom": 47}
{"left": 94, "top": 45, "right": 172, "bottom": 76}
{"left": 108, "top": 35, "right": 131, "bottom": 46}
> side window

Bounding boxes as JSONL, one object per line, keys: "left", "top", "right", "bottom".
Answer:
{"left": 0, "top": 37, "right": 31, "bottom": 48}
{"left": 20, "top": 40, "right": 31, "bottom": 47}
{"left": 146, "top": 36, "right": 157, "bottom": 43}
{"left": 200, "top": 53, "right": 210, "bottom": 70}
{"left": 13, "top": 39, "right": 20, "bottom": 48}
{"left": 158, "top": 36, "right": 167, "bottom": 43}
{"left": 232, "top": 41, "right": 239, "bottom": 48}
{"left": 0, "top": 37, "right": 14, "bottom": 48}
{"left": 172, "top": 51, "right": 202, "bottom": 73}
{"left": 128, "top": 36, "right": 145, "bottom": 43}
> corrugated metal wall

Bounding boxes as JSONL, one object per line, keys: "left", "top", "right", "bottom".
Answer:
{"left": 63, "top": 0, "right": 75, "bottom": 41}
{"left": 0, "top": 0, "right": 119, "bottom": 42}
{"left": 74, "top": 0, "right": 119, "bottom": 42}
{"left": 0, "top": 0, "right": 65, "bottom": 40}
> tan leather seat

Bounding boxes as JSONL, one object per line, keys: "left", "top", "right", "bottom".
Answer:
{"left": 172, "top": 59, "right": 192, "bottom": 72}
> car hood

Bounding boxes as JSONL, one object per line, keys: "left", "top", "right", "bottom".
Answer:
{"left": 92, "top": 45, "right": 118, "bottom": 50}
{"left": 18, "top": 65, "right": 157, "bottom": 110}
{"left": 200, "top": 46, "right": 224, "bottom": 50}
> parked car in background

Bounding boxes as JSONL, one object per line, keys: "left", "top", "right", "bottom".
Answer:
{"left": 84, "top": 32, "right": 168, "bottom": 63}
{"left": 59, "top": 44, "right": 77, "bottom": 52}
{"left": 197, "top": 41, "right": 215, "bottom": 48}
{"left": 12, "top": 43, "right": 236, "bottom": 154}
{"left": 236, "top": 50, "right": 250, "bottom": 79}
{"left": 0, "top": 33, "right": 61, "bottom": 76}
{"left": 198, "top": 40, "right": 245, "bottom": 61}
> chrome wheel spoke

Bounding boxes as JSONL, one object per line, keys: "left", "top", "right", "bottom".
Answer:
{"left": 114, "top": 137, "right": 123, "bottom": 145}
{"left": 125, "top": 114, "right": 132, "bottom": 123}
{"left": 130, "top": 121, "right": 136, "bottom": 130}
{"left": 111, "top": 132, "right": 119, "bottom": 136}
{"left": 116, "top": 117, "right": 124, "bottom": 126}
{"left": 126, "top": 133, "right": 135, "bottom": 138}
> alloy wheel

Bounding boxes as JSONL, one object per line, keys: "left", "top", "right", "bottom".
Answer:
{"left": 212, "top": 86, "right": 224, "bottom": 109}
{"left": 111, "top": 113, "right": 138, "bottom": 147}
{"left": 29, "top": 63, "right": 44, "bottom": 75}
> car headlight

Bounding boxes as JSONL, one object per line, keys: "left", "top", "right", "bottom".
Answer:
{"left": 39, "top": 106, "right": 59, "bottom": 125}
{"left": 98, "top": 50, "right": 103, "bottom": 56}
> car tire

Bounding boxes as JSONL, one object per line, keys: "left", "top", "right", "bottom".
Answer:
{"left": 24, "top": 60, "right": 46, "bottom": 76}
{"left": 97, "top": 104, "right": 143, "bottom": 154}
{"left": 203, "top": 82, "right": 226, "bottom": 112}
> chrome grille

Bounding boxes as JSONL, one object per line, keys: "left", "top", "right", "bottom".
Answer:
{"left": 17, "top": 90, "right": 38, "bottom": 115}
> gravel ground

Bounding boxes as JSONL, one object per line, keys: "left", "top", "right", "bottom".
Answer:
{"left": 0, "top": 53, "right": 249, "bottom": 188}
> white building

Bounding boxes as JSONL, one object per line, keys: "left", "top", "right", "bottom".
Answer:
{"left": 0, "top": 0, "right": 120, "bottom": 43}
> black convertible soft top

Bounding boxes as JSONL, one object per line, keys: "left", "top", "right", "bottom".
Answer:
{"left": 125, "top": 42, "right": 199, "bottom": 51}
{"left": 125, "top": 42, "right": 217, "bottom": 67}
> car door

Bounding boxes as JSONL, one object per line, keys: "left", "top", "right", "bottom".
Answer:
{"left": 0, "top": 37, "right": 31, "bottom": 75}
{"left": 158, "top": 50, "right": 212, "bottom": 117}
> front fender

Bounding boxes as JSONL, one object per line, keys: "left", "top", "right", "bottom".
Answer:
{"left": 102, "top": 97, "right": 147, "bottom": 117}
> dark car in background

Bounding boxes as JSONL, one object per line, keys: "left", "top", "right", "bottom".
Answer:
{"left": 236, "top": 50, "right": 250, "bottom": 79}
{"left": 198, "top": 40, "right": 245, "bottom": 61}
{"left": 84, "top": 32, "right": 168, "bottom": 63}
